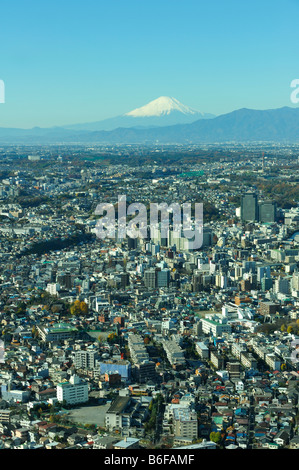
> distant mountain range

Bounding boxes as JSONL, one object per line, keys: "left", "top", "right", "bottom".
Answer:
{"left": 62, "top": 96, "right": 215, "bottom": 131}
{"left": 0, "top": 98, "right": 298, "bottom": 144}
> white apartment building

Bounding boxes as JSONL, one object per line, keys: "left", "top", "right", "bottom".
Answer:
{"left": 162, "top": 338, "right": 185, "bottom": 367}
{"left": 200, "top": 316, "right": 231, "bottom": 337}
{"left": 46, "top": 283, "right": 60, "bottom": 296}
{"left": 56, "top": 374, "right": 88, "bottom": 405}
{"left": 195, "top": 342, "right": 209, "bottom": 359}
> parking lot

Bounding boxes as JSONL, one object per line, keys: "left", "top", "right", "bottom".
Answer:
{"left": 66, "top": 403, "right": 111, "bottom": 427}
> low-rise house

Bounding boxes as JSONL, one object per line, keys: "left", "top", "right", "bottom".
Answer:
{"left": 273, "top": 429, "right": 290, "bottom": 447}
{"left": 92, "top": 436, "right": 120, "bottom": 449}
{"left": 289, "top": 436, "right": 299, "bottom": 449}
{"left": 113, "top": 437, "right": 140, "bottom": 449}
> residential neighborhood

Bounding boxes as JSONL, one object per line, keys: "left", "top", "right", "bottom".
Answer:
{"left": 0, "top": 143, "right": 298, "bottom": 450}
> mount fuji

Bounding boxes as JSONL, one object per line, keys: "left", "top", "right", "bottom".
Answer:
{"left": 62, "top": 96, "right": 215, "bottom": 131}
{"left": 0, "top": 102, "right": 298, "bottom": 144}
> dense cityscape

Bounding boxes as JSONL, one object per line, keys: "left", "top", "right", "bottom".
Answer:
{"left": 0, "top": 143, "right": 297, "bottom": 450}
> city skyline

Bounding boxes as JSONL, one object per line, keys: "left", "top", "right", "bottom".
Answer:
{"left": 0, "top": 0, "right": 299, "bottom": 128}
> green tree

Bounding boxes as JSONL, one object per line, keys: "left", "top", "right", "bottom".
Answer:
{"left": 209, "top": 431, "right": 221, "bottom": 444}
{"left": 70, "top": 300, "right": 81, "bottom": 315}
{"left": 70, "top": 300, "right": 88, "bottom": 315}
{"left": 80, "top": 301, "right": 88, "bottom": 314}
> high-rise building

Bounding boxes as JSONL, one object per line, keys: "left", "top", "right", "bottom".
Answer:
{"left": 144, "top": 268, "right": 157, "bottom": 289}
{"left": 81, "top": 276, "right": 90, "bottom": 292}
{"left": 128, "top": 237, "right": 138, "bottom": 249}
{"left": 202, "top": 227, "right": 213, "bottom": 247}
{"left": 241, "top": 193, "right": 258, "bottom": 222}
{"left": 257, "top": 265, "right": 271, "bottom": 282}
{"left": 157, "top": 268, "right": 170, "bottom": 287}
{"left": 261, "top": 276, "right": 273, "bottom": 291}
{"left": 274, "top": 276, "right": 290, "bottom": 295}
{"left": 119, "top": 272, "right": 130, "bottom": 288}
{"left": 258, "top": 201, "right": 277, "bottom": 223}
{"left": 75, "top": 350, "right": 98, "bottom": 370}
{"left": 134, "top": 361, "right": 156, "bottom": 383}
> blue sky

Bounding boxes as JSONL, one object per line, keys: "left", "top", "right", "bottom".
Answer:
{"left": 0, "top": 0, "right": 299, "bottom": 128}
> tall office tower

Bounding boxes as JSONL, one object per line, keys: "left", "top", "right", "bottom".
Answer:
{"left": 240, "top": 193, "right": 258, "bottom": 222}
{"left": 274, "top": 276, "right": 290, "bottom": 295}
{"left": 128, "top": 237, "right": 138, "bottom": 250}
{"left": 243, "top": 260, "right": 256, "bottom": 272}
{"left": 157, "top": 268, "right": 170, "bottom": 287}
{"left": 257, "top": 265, "right": 271, "bottom": 282}
{"left": 258, "top": 201, "right": 277, "bottom": 223}
{"left": 261, "top": 276, "right": 273, "bottom": 292}
{"left": 144, "top": 268, "right": 157, "bottom": 289}
{"left": 119, "top": 272, "right": 130, "bottom": 288}
{"left": 202, "top": 227, "right": 213, "bottom": 247}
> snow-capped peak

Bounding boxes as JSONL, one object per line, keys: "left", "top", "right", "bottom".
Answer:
{"left": 124, "top": 96, "right": 200, "bottom": 118}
